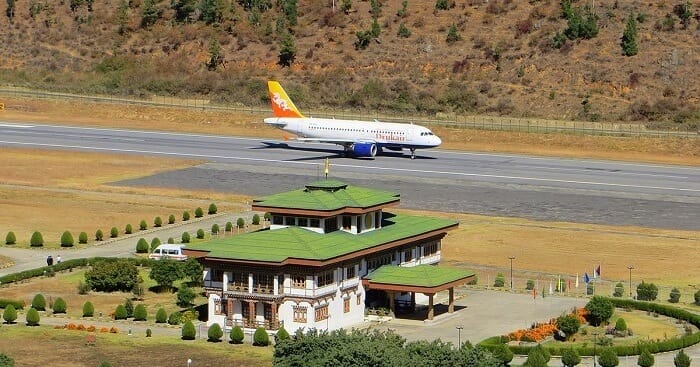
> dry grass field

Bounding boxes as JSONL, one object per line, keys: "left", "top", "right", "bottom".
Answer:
{"left": 3, "top": 96, "right": 700, "bottom": 166}
{"left": 0, "top": 148, "right": 249, "bottom": 246}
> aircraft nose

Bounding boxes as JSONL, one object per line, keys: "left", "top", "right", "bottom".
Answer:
{"left": 434, "top": 135, "right": 442, "bottom": 146}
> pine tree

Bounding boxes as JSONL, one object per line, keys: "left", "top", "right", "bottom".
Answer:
{"left": 207, "top": 38, "right": 224, "bottom": 70}
{"left": 141, "top": 0, "right": 159, "bottom": 28}
{"left": 674, "top": 349, "right": 691, "bottom": 367}
{"left": 637, "top": 348, "right": 654, "bottom": 367}
{"left": 117, "top": 0, "right": 129, "bottom": 35}
{"left": 446, "top": 24, "right": 461, "bottom": 44}
{"left": 621, "top": 12, "right": 638, "bottom": 56}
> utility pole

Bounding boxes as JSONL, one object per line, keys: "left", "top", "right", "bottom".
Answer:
{"left": 508, "top": 256, "right": 516, "bottom": 289}
{"left": 627, "top": 265, "right": 634, "bottom": 298}
{"left": 456, "top": 326, "right": 463, "bottom": 350}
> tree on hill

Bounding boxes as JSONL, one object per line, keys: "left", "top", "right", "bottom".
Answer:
{"left": 446, "top": 23, "right": 461, "bottom": 44}
{"left": 278, "top": 32, "right": 296, "bottom": 67}
{"left": 207, "top": 38, "right": 224, "bottom": 71}
{"left": 621, "top": 12, "right": 638, "bottom": 56}
{"left": 149, "top": 258, "right": 183, "bottom": 292}
{"left": 200, "top": 0, "right": 224, "bottom": 25}
{"left": 141, "top": 0, "right": 160, "bottom": 28}
{"left": 172, "top": 0, "right": 196, "bottom": 22}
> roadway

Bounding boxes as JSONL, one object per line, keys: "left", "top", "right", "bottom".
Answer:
{"left": 1, "top": 121, "right": 699, "bottom": 230}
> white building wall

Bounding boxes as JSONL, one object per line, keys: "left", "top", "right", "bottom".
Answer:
{"left": 207, "top": 293, "right": 226, "bottom": 328}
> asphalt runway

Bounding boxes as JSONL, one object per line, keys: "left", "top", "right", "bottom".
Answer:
{"left": 1, "top": 121, "right": 699, "bottom": 230}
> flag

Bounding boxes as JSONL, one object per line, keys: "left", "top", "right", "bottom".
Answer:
{"left": 533, "top": 287, "right": 537, "bottom": 299}
{"left": 549, "top": 280, "right": 553, "bottom": 295}
{"left": 584, "top": 273, "right": 590, "bottom": 284}
{"left": 324, "top": 158, "right": 330, "bottom": 177}
{"left": 567, "top": 279, "right": 571, "bottom": 292}
{"left": 593, "top": 266, "right": 597, "bottom": 279}
{"left": 596, "top": 265, "right": 601, "bottom": 278}
{"left": 542, "top": 286, "right": 546, "bottom": 298}
{"left": 576, "top": 273, "right": 579, "bottom": 288}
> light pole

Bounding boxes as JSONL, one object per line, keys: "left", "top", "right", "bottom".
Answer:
{"left": 627, "top": 265, "right": 634, "bottom": 298}
{"left": 456, "top": 326, "right": 463, "bottom": 350}
{"left": 508, "top": 256, "right": 516, "bottom": 289}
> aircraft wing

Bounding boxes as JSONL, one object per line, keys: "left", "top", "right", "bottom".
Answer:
{"left": 291, "top": 137, "right": 377, "bottom": 146}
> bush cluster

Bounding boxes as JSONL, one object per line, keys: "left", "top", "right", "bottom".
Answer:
{"left": 125, "top": 224, "right": 133, "bottom": 234}
{"left": 30, "top": 231, "right": 43, "bottom": 247}
{"left": 637, "top": 282, "right": 658, "bottom": 301}
{"left": 2, "top": 305, "right": 18, "bottom": 324}
{"left": 155, "top": 308, "right": 167, "bottom": 323}
{"left": 78, "top": 232, "right": 88, "bottom": 244}
{"left": 183, "top": 211, "right": 190, "bottom": 221}
{"left": 114, "top": 304, "right": 128, "bottom": 320}
{"left": 0, "top": 299, "right": 24, "bottom": 310}
{"left": 110, "top": 227, "right": 119, "bottom": 238}
{"left": 208, "top": 203, "right": 217, "bottom": 215}
{"left": 493, "top": 273, "right": 505, "bottom": 287}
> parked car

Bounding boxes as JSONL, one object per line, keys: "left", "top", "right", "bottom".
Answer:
{"left": 149, "top": 244, "right": 187, "bottom": 261}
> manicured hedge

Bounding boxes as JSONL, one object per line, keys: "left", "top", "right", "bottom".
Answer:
{"left": 0, "top": 299, "right": 25, "bottom": 310}
{"left": 479, "top": 297, "right": 700, "bottom": 357}
{"left": 0, "top": 257, "right": 153, "bottom": 285}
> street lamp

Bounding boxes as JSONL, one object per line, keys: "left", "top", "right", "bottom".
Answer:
{"left": 456, "top": 326, "right": 464, "bottom": 350}
{"left": 508, "top": 256, "right": 516, "bottom": 289}
{"left": 627, "top": 265, "right": 634, "bottom": 298}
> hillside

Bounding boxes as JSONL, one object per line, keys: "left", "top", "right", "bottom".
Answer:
{"left": 1, "top": 0, "right": 698, "bottom": 129}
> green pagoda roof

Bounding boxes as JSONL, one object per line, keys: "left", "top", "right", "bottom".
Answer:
{"left": 185, "top": 213, "right": 458, "bottom": 263}
{"left": 252, "top": 180, "right": 400, "bottom": 211}
{"left": 364, "top": 265, "right": 475, "bottom": 288}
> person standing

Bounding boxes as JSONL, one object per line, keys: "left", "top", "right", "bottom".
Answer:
{"left": 46, "top": 255, "right": 53, "bottom": 266}
{"left": 56, "top": 255, "right": 61, "bottom": 264}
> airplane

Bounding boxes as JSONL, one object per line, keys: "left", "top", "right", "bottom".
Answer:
{"left": 263, "top": 81, "right": 442, "bottom": 159}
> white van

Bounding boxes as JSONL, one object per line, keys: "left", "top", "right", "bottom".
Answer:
{"left": 149, "top": 244, "right": 188, "bottom": 261}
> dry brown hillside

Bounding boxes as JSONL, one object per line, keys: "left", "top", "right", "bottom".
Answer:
{"left": 1, "top": 0, "right": 698, "bottom": 129}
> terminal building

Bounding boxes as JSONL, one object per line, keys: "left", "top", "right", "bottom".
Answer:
{"left": 184, "top": 180, "right": 474, "bottom": 333}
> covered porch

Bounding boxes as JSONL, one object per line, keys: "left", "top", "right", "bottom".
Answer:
{"left": 362, "top": 265, "right": 475, "bottom": 321}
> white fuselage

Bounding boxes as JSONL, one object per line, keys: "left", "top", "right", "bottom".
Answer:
{"left": 263, "top": 117, "right": 442, "bottom": 149}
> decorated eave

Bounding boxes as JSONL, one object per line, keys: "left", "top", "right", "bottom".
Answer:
{"left": 362, "top": 265, "right": 475, "bottom": 295}
{"left": 251, "top": 180, "right": 401, "bottom": 216}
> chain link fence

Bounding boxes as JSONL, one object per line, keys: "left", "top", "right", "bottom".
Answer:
{"left": 1, "top": 86, "right": 697, "bottom": 138}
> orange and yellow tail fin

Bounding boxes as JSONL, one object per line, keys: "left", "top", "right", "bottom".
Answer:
{"left": 268, "top": 81, "right": 304, "bottom": 118}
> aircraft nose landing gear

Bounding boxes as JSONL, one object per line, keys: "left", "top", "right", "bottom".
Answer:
{"left": 410, "top": 148, "right": 416, "bottom": 160}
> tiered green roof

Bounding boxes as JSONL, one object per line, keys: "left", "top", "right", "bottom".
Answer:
{"left": 252, "top": 180, "right": 399, "bottom": 211}
{"left": 364, "top": 265, "right": 475, "bottom": 288}
{"left": 186, "top": 214, "right": 457, "bottom": 262}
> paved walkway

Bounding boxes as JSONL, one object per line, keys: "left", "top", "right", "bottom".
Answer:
{"left": 0, "top": 211, "right": 259, "bottom": 277}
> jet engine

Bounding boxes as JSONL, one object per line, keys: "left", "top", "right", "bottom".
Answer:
{"left": 352, "top": 142, "right": 378, "bottom": 158}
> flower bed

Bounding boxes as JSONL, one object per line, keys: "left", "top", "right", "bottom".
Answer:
{"left": 54, "top": 323, "right": 118, "bottom": 334}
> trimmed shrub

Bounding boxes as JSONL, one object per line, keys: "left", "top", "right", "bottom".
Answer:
{"left": 585, "top": 296, "right": 614, "bottom": 326}
{"left": 252, "top": 214, "right": 260, "bottom": 225}
{"left": 225, "top": 222, "right": 233, "bottom": 232}
{"left": 60, "top": 231, "right": 74, "bottom": 247}
{"left": 264, "top": 212, "right": 271, "bottom": 222}
{"left": 253, "top": 327, "right": 269, "bottom": 346}
{"left": 2, "top": 305, "right": 17, "bottom": 324}
{"left": 669, "top": 288, "right": 681, "bottom": 303}
{"left": 124, "top": 299, "right": 134, "bottom": 318}
{"left": 168, "top": 312, "right": 181, "bottom": 325}
{"left": 52, "top": 297, "right": 67, "bottom": 314}
{"left": 78, "top": 232, "right": 88, "bottom": 244}
{"left": 133, "top": 304, "right": 147, "bottom": 321}
{"left": 168, "top": 214, "right": 176, "bottom": 224}
{"left": 195, "top": 207, "right": 204, "bottom": 218}
{"left": 136, "top": 238, "right": 149, "bottom": 253}
{"left": 5, "top": 231, "right": 16, "bottom": 245}
{"left": 695, "top": 290, "right": 700, "bottom": 305}
{"left": 208, "top": 203, "right": 217, "bottom": 215}
{"left": 146, "top": 328, "right": 152, "bottom": 337}
{"left": 526, "top": 279, "right": 535, "bottom": 290}
{"left": 561, "top": 347, "right": 581, "bottom": 367}
{"left": 237, "top": 218, "right": 245, "bottom": 229}
{"left": 176, "top": 286, "right": 196, "bottom": 307}
{"left": 637, "top": 281, "right": 658, "bottom": 301}
{"left": 31, "top": 293, "right": 46, "bottom": 311}
{"left": 615, "top": 317, "right": 627, "bottom": 331}
{"left": 182, "top": 320, "right": 196, "bottom": 340}
{"left": 613, "top": 282, "right": 624, "bottom": 297}
{"left": 0, "top": 353, "right": 14, "bottom": 367}
{"left": 154, "top": 216, "right": 162, "bottom": 227}
{"left": 492, "top": 343, "right": 513, "bottom": 365}
{"left": 183, "top": 211, "right": 190, "bottom": 221}
{"left": 150, "top": 237, "right": 161, "bottom": 252}
{"left": 598, "top": 347, "right": 619, "bottom": 367}
{"left": 155, "top": 308, "right": 167, "bottom": 323}
{"left": 181, "top": 232, "right": 191, "bottom": 243}
{"left": 125, "top": 224, "right": 133, "bottom": 234}
{"left": 230, "top": 325, "right": 244, "bottom": 344}
{"left": 0, "top": 299, "right": 23, "bottom": 309}
{"left": 524, "top": 347, "right": 548, "bottom": 367}
{"left": 557, "top": 314, "right": 581, "bottom": 340}
{"left": 211, "top": 224, "right": 219, "bottom": 234}
{"left": 110, "top": 227, "right": 119, "bottom": 238}
{"left": 83, "top": 301, "right": 94, "bottom": 317}
{"left": 26, "top": 308, "right": 40, "bottom": 326}
{"left": 637, "top": 348, "right": 654, "bottom": 367}
{"left": 30, "top": 231, "right": 43, "bottom": 247}
{"left": 139, "top": 220, "right": 147, "bottom": 231}
{"left": 77, "top": 281, "right": 90, "bottom": 295}
{"left": 674, "top": 349, "right": 691, "bottom": 367}
{"left": 167, "top": 237, "right": 175, "bottom": 244}
{"left": 114, "top": 304, "right": 128, "bottom": 320}
{"left": 208, "top": 322, "right": 223, "bottom": 342}
{"left": 275, "top": 327, "right": 290, "bottom": 342}
{"left": 493, "top": 273, "right": 505, "bottom": 287}
{"left": 196, "top": 229, "right": 205, "bottom": 239}
{"left": 95, "top": 229, "right": 104, "bottom": 241}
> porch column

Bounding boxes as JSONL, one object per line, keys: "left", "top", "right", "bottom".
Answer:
{"left": 388, "top": 291, "right": 395, "bottom": 317}
{"left": 222, "top": 272, "right": 229, "bottom": 292}
{"left": 427, "top": 294, "right": 434, "bottom": 321}
{"left": 448, "top": 287, "right": 455, "bottom": 313}
{"left": 248, "top": 301, "right": 256, "bottom": 324}
{"left": 227, "top": 298, "right": 233, "bottom": 318}
{"left": 248, "top": 273, "right": 254, "bottom": 293}
{"left": 273, "top": 276, "right": 279, "bottom": 295}
{"left": 271, "top": 302, "right": 278, "bottom": 328}
{"left": 411, "top": 292, "right": 416, "bottom": 312}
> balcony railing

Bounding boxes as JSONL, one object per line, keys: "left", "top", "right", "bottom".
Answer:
{"left": 228, "top": 317, "right": 283, "bottom": 330}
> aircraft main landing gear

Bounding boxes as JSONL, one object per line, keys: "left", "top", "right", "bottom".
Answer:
{"left": 410, "top": 148, "right": 416, "bottom": 160}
